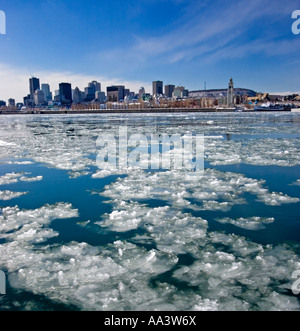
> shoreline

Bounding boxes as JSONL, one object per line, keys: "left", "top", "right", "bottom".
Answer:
{"left": 0, "top": 107, "right": 295, "bottom": 115}
{"left": 0, "top": 108, "right": 259, "bottom": 115}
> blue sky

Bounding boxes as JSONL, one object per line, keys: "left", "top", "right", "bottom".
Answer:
{"left": 0, "top": 0, "right": 299, "bottom": 102}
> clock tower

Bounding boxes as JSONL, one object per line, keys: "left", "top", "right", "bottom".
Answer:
{"left": 227, "top": 77, "right": 234, "bottom": 106}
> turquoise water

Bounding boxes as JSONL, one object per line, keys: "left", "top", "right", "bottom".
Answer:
{"left": 0, "top": 112, "right": 299, "bottom": 311}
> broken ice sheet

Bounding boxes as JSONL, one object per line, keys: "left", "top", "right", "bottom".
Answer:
{"left": 215, "top": 216, "right": 275, "bottom": 230}
{"left": 0, "top": 190, "right": 29, "bottom": 201}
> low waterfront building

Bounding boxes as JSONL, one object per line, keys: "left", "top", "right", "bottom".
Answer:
{"left": 189, "top": 88, "right": 256, "bottom": 100}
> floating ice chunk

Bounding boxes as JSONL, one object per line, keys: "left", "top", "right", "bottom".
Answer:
{"left": 4, "top": 160, "right": 34, "bottom": 165}
{"left": 0, "top": 203, "right": 78, "bottom": 235}
{"left": 0, "top": 173, "right": 24, "bottom": 185}
{"left": 257, "top": 191, "right": 300, "bottom": 206}
{"left": 68, "top": 171, "right": 91, "bottom": 179}
{"left": 216, "top": 216, "right": 275, "bottom": 230}
{"left": 0, "top": 190, "right": 28, "bottom": 201}
{"left": 19, "top": 176, "right": 43, "bottom": 182}
{"left": 0, "top": 172, "right": 43, "bottom": 185}
{"left": 173, "top": 234, "right": 300, "bottom": 311}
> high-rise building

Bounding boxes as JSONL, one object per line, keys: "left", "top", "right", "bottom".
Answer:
{"left": 95, "top": 91, "right": 106, "bottom": 102}
{"left": 84, "top": 86, "right": 95, "bottom": 102}
{"left": 0, "top": 100, "right": 6, "bottom": 107}
{"left": 8, "top": 98, "right": 15, "bottom": 107}
{"left": 138, "top": 87, "right": 145, "bottom": 99}
{"left": 165, "top": 85, "right": 175, "bottom": 98}
{"left": 41, "top": 84, "right": 52, "bottom": 102}
{"left": 227, "top": 77, "right": 234, "bottom": 106}
{"left": 107, "top": 86, "right": 125, "bottom": 102}
{"left": 172, "top": 86, "right": 188, "bottom": 99}
{"left": 90, "top": 81, "right": 101, "bottom": 92}
{"left": 34, "top": 90, "right": 45, "bottom": 106}
{"left": 29, "top": 77, "right": 40, "bottom": 99}
{"left": 152, "top": 81, "right": 163, "bottom": 96}
{"left": 73, "top": 87, "right": 84, "bottom": 103}
{"left": 59, "top": 83, "right": 72, "bottom": 105}
{"left": 83, "top": 81, "right": 101, "bottom": 101}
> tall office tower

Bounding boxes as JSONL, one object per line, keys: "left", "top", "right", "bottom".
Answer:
{"left": 41, "top": 84, "right": 52, "bottom": 102}
{"left": 90, "top": 81, "right": 101, "bottom": 92}
{"left": 29, "top": 77, "right": 40, "bottom": 99}
{"left": 138, "top": 87, "right": 145, "bottom": 99}
{"left": 8, "top": 98, "right": 15, "bottom": 107}
{"left": 164, "top": 84, "right": 175, "bottom": 98}
{"left": 107, "top": 86, "right": 125, "bottom": 102}
{"left": 73, "top": 87, "right": 85, "bottom": 103}
{"left": 152, "top": 81, "right": 163, "bottom": 96}
{"left": 34, "top": 90, "right": 45, "bottom": 106}
{"left": 227, "top": 77, "right": 234, "bottom": 106}
{"left": 95, "top": 91, "right": 106, "bottom": 102}
{"left": 59, "top": 82, "right": 72, "bottom": 104}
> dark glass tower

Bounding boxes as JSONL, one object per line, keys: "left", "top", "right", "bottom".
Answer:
{"left": 59, "top": 83, "right": 72, "bottom": 104}
{"left": 29, "top": 77, "right": 40, "bottom": 99}
{"left": 152, "top": 81, "right": 163, "bottom": 96}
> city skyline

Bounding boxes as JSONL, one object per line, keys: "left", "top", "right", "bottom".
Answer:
{"left": 0, "top": 0, "right": 299, "bottom": 102}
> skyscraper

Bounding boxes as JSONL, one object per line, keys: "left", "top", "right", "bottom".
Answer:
{"left": 59, "top": 83, "right": 72, "bottom": 105}
{"left": 8, "top": 98, "right": 15, "bottom": 107}
{"left": 73, "top": 87, "right": 84, "bottom": 103}
{"left": 90, "top": 81, "right": 101, "bottom": 92}
{"left": 152, "top": 81, "right": 163, "bottom": 96}
{"left": 165, "top": 85, "right": 175, "bottom": 98}
{"left": 29, "top": 77, "right": 40, "bottom": 99}
{"left": 41, "top": 84, "right": 52, "bottom": 102}
{"left": 107, "top": 86, "right": 125, "bottom": 102}
{"left": 34, "top": 90, "right": 45, "bottom": 106}
{"left": 138, "top": 87, "right": 145, "bottom": 99}
{"left": 227, "top": 77, "right": 234, "bottom": 106}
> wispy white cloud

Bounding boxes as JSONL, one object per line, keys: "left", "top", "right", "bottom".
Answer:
{"left": 96, "top": 0, "right": 297, "bottom": 69}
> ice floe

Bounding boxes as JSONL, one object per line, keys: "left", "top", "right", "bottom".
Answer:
{"left": 19, "top": 176, "right": 43, "bottom": 182}
{"left": 0, "top": 172, "right": 43, "bottom": 185}
{"left": 0, "top": 113, "right": 299, "bottom": 311}
{"left": 0, "top": 113, "right": 299, "bottom": 172}
{"left": 0, "top": 190, "right": 28, "bottom": 201}
{"left": 0, "top": 201, "right": 298, "bottom": 311}
{"left": 215, "top": 216, "right": 275, "bottom": 230}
